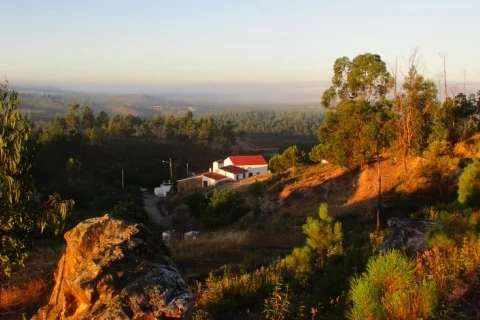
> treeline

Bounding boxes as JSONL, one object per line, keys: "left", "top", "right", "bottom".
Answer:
{"left": 308, "top": 52, "right": 480, "bottom": 168}
{"left": 214, "top": 110, "right": 324, "bottom": 139}
{"left": 37, "top": 106, "right": 236, "bottom": 149}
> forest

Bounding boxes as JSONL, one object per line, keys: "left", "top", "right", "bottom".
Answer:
{"left": 1, "top": 50, "right": 480, "bottom": 320}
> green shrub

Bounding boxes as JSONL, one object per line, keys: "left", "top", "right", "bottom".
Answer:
{"left": 348, "top": 251, "right": 438, "bottom": 320}
{"left": 458, "top": 159, "right": 480, "bottom": 207}
{"left": 248, "top": 181, "right": 265, "bottom": 196}
{"left": 282, "top": 246, "right": 313, "bottom": 286}
{"left": 110, "top": 197, "right": 149, "bottom": 224}
{"left": 185, "top": 192, "right": 208, "bottom": 218}
{"left": 203, "top": 189, "right": 248, "bottom": 228}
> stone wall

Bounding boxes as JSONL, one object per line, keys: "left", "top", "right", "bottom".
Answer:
{"left": 177, "top": 176, "right": 202, "bottom": 193}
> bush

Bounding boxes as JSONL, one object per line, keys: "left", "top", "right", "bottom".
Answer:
{"left": 203, "top": 189, "right": 248, "bottom": 228}
{"left": 348, "top": 251, "right": 438, "bottom": 320}
{"left": 458, "top": 159, "right": 480, "bottom": 207}
{"left": 419, "top": 141, "right": 458, "bottom": 196}
{"left": 282, "top": 246, "right": 312, "bottom": 286}
{"left": 248, "top": 181, "right": 265, "bottom": 196}
{"left": 110, "top": 197, "right": 149, "bottom": 224}
{"left": 185, "top": 192, "right": 208, "bottom": 218}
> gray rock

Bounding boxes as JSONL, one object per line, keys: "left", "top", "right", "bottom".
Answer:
{"left": 33, "top": 215, "right": 192, "bottom": 320}
{"left": 380, "top": 217, "right": 442, "bottom": 253}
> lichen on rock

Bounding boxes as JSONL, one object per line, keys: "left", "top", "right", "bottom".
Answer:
{"left": 33, "top": 215, "right": 193, "bottom": 320}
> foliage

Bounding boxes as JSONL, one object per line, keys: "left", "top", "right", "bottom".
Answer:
{"left": 348, "top": 251, "right": 438, "bottom": 320}
{"left": 194, "top": 262, "right": 282, "bottom": 315}
{"left": 110, "top": 197, "right": 149, "bottom": 224}
{"left": 203, "top": 189, "right": 248, "bottom": 228}
{"left": 321, "top": 53, "right": 392, "bottom": 108}
{"left": 185, "top": 192, "right": 208, "bottom": 218}
{"left": 282, "top": 246, "right": 312, "bottom": 286}
{"left": 457, "top": 159, "right": 480, "bottom": 206}
{"left": 315, "top": 95, "right": 394, "bottom": 168}
{"left": 248, "top": 181, "right": 265, "bottom": 197}
{"left": 268, "top": 155, "right": 286, "bottom": 173}
{"left": 283, "top": 203, "right": 343, "bottom": 286}
{"left": 0, "top": 83, "right": 73, "bottom": 276}
{"left": 269, "top": 145, "right": 305, "bottom": 173}
{"left": 263, "top": 278, "right": 291, "bottom": 320}
{"left": 214, "top": 110, "right": 324, "bottom": 138}
{"left": 419, "top": 141, "right": 458, "bottom": 195}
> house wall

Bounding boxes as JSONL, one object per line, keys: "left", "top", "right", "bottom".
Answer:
{"left": 224, "top": 158, "right": 233, "bottom": 166}
{"left": 238, "top": 165, "right": 268, "bottom": 177}
{"left": 202, "top": 176, "right": 230, "bottom": 186}
{"left": 218, "top": 170, "right": 236, "bottom": 180}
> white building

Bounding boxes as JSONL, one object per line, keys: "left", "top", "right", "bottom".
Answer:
{"left": 154, "top": 181, "right": 172, "bottom": 196}
{"left": 177, "top": 155, "right": 268, "bottom": 190}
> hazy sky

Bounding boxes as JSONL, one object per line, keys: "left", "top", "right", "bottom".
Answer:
{"left": 1, "top": 0, "right": 479, "bottom": 88}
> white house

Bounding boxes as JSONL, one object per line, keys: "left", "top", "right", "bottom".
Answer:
{"left": 222, "top": 155, "right": 268, "bottom": 177}
{"left": 201, "top": 172, "right": 230, "bottom": 187}
{"left": 154, "top": 181, "right": 172, "bottom": 196}
{"left": 177, "top": 155, "right": 268, "bottom": 190}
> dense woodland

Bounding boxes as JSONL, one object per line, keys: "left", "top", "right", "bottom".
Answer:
{"left": 2, "top": 51, "right": 480, "bottom": 319}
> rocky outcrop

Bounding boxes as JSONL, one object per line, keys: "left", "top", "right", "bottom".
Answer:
{"left": 380, "top": 217, "right": 442, "bottom": 253}
{"left": 33, "top": 215, "right": 192, "bottom": 320}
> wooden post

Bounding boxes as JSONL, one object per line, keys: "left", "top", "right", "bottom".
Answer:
{"left": 121, "top": 168, "right": 124, "bottom": 190}
{"left": 169, "top": 158, "right": 173, "bottom": 182}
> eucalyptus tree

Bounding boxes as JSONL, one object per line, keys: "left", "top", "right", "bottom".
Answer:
{"left": 0, "top": 82, "right": 73, "bottom": 276}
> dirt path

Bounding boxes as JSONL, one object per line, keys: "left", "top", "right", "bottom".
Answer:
{"left": 143, "top": 193, "right": 172, "bottom": 229}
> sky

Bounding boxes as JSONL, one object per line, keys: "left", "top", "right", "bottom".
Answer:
{"left": 1, "top": 0, "right": 479, "bottom": 93}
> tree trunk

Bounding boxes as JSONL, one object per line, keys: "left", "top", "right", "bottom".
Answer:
{"left": 376, "top": 148, "right": 382, "bottom": 232}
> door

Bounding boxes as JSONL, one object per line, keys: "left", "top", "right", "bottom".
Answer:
{"left": 203, "top": 181, "right": 208, "bottom": 187}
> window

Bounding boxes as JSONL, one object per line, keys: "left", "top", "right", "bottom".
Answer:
{"left": 256, "top": 172, "right": 260, "bottom": 175}
{"left": 249, "top": 173, "right": 253, "bottom": 177}
{"left": 243, "top": 173, "right": 245, "bottom": 178}
{"left": 236, "top": 175, "right": 239, "bottom": 180}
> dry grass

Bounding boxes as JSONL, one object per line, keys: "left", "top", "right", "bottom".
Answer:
{"left": 0, "top": 242, "right": 62, "bottom": 319}
{"left": 347, "top": 157, "right": 423, "bottom": 205}
{"left": 279, "top": 165, "right": 347, "bottom": 201}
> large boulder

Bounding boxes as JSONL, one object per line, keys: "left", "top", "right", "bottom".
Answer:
{"left": 33, "top": 215, "right": 193, "bottom": 320}
{"left": 380, "top": 217, "right": 442, "bottom": 253}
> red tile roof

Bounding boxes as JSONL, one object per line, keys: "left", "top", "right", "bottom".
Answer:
{"left": 228, "top": 155, "right": 267, "bottom": 166}
{"left": 202, "top": 172, "right": 229, "bottom": 181}
{"left": 220, "top": 165, "right": 249, "bottom": 174}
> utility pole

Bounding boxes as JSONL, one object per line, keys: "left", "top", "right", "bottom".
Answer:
{"left": 186, "top": 162, "right": 189, "bottom": 175}
{"left": 169, "top": 158, "right": 173, "bottom": 182}
{"left": 121, "top": 168, "right": 124, "bottom": 190}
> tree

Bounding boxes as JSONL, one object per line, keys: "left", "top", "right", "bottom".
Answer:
{"left": 316, "top": 54, "right": 394, "bottom": 169}
{"left": 198, "top": 116, "right": 216, "bottom": 146}
{"left": 65, "top": 103, "right": 80, "bottom": 129}
{"left": 280, "top": 145, "right": 305, "bottom": 173}
{"left": 349, "top": 251, "right": 437, "bottom": 320}
{"left": 321, "top": 53, "right": 392, "bottom": 108}
{"left": 458, "top": 159, "right": 480, "bottom": 207}
{"left": 204, "top": 189, "right": 247, "bottom": 228}
{"left": 395, "top": 58, "right": 438, "bottom": 172}
{"left": 0, "top": 82, "right": 73, "bottom": 275}
{"left": 81, "top": 106, "right": 95, "bottom": 130}
{"left": 66, "top": 158, "right": 83, "bottom": 186}
{"left": 302, "top": 203, "right": 343, "bottom": 268}
{"left": 95, "top": 111, "right": 110, "bottom": 128}
{"left": 151, "top": 114, "right": 165, "bottom": 140}
{"left": 268, "top": 154, "right": 286, "bottom": 173}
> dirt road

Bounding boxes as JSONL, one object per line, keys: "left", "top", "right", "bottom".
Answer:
{"left": 143, "top": 193, "right": 172, "bottom": 229}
